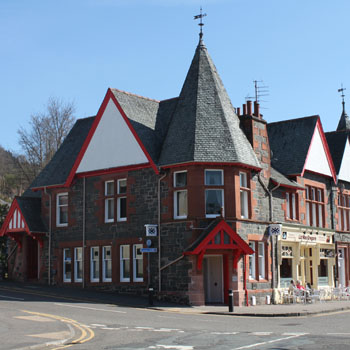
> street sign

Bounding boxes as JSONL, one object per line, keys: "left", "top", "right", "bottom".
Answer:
{"left": 140, "top": 248, "right": 158, "bottom": 253}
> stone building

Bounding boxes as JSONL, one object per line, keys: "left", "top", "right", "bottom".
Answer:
{"left": 1, "top": 37, "right": 349, "bottom": 306}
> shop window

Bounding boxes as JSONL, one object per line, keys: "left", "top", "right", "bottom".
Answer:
{"left": 133, "top": 244, "right": 143, "bottom": 282}
{"left": 120, "top": 245, "right": 130, "bottom": 282}
{"left": 74, "top": 247, "right": 83, "bottom": 282}
{"left": 63, "top": 248, "right": 71, "bottom": 283}
{"left": 102, "top": 246, "right": 112, "bottom": 282}
{"left": 205, "top": 170, "right": 224, "bottom": 218}
{"left": 174, "top": 171, "right": 188, "bottom": 219}
{"left": 117, "top": 179, "right": 127, "bottom": 222}
{"left": 280, "top": 246, "right": 293, "bottom": 288}
{"left": 286, "top": 192, "right": 298, "bottom": 220}
{"left": 305, "top": 186, "right": 325, "bottom": 228}
{"left": 90, "top": 246, "right": 99, "bottom": 282}
{"left": 104, "top": 181, "right": 114, "bottom": 223}
{"left": 240, "top": 172, "right": 250, "bottom": 219}
{"left": 248, "top": 241, "right": 267, "bottom": 281}
{"left": 56, "top": 193, "right": 68, "bottom": 227}
{"left": 318, "top": 259, "right": 329, "bottom": 286}
{"left": 338, "top": 193, "right": 350, "bottom": 232}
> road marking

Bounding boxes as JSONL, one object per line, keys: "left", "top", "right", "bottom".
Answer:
{"left": 0, "top": 294, "right": 24, "bottom": 300}
{"left": 21, "top": 310, "right": 95, "bottom": 350}
{"left": 91, "top": 323, "right": 107, "bottom": 327}
{"left": 28, "top": 331, "right": 71, "bottom": 340}
{"left": 136, "top": 326, "right": 155, "bottom": 330}
{"left": 15, "top": 315, "right": 55, "bottom": 322}
{"left": 102, "top": 327, "right": 121, "bottom": 330}
{"left": 149, "top": 346, "right": 194, "bottom": 350}
{"left": 252, "top": 332, "right": 273, "bottom": 336}
{"left": 54, "top": 302, "right": 126, "bottom": 313}
{"left": 211, "top": 332, "right": 238, "bottom": 335}
{"left": 232, "top": 334, "right": 307, "bottom": 350}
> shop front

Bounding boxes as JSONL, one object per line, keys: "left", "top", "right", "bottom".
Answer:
{"left": 277, "top": 224, "right": 335, "bottom": 292}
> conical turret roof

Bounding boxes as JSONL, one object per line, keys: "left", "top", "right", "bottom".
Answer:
{"left": 337, "top": 102, "right": 350, "bottom": 131}
{"left": 158, "top": 40, "right": 260, "bottom": 168}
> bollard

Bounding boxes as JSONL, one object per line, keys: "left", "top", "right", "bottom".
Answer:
{"left": 228, "top": 289, "right": 234, "bottom": 312}
{"left": 148, "top": 287, "right": 154, "bottom": 306}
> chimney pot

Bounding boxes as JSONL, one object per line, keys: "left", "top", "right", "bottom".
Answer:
{"left": 243, "top": 104, "right": 247, "bottom": 115}
{"left": 254, "top": 101, "right": 260, "bottom": 118}
{"left": 236, "top": 107, "right": 241, "bottom": 116}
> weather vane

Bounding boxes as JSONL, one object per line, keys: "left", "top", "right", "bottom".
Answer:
{"left": 338, "top": 84, "right": 346, "bottom": 111}
{"left": 194, "top": 7, "right": 207, "bottom": 40}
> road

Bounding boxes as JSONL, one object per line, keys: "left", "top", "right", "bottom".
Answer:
{"left": 0, "top": 287, "right": 350, "bottom": 350}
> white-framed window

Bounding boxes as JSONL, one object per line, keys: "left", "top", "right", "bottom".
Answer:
{"left": 205, "top": 170, "right": 224, "bottom": 218}
{"left": 338, "top": 192, "right": 350, "bottom": 232}
{"left": 286, "top": 192, "right": 297, "bottom": 220}
{"left": 56, "top": 193, "right": 68, "bottom": 227}
{"left": 74, "top": 247, "right": 83, "bottom": 283}
{"left": 305, "top": 185, "right": 325, "bottom": 227}
{"left": 240, "top": 172, "right": 249, "bottom": 218}
{"left": 248, "top": 241, "right": 267, "bottom": 281}
{"left": 63, "top": 248, "right": 71, "bottom": 283}
{"left": 104, "top": 181, "right": 114, "bottom": 223}
{"left": 174, "top": 171, "right": 188, "bottom": 219}
{"left": 133, "top": 244, "right": 143, "bottom": 282}
{"left": 248, "top": 242, "right": 255, "bottom": 280}
{"left": 120, "top": 245, "right": 130, "bottom": 282}
{"left": 117, "top": 179, "right": 127, "bottom": 222}
{"left": 90, "top": 246, "right": 99, "bottom": 282}
{"left": 102, "top": 246, "right": 112, "bottom": 282}
{"left": 258, "top": 242, "right": 265, "bottom": 279}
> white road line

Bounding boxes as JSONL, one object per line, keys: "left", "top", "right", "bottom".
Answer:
{"left": 0, "top": 294, "right": 24, "bottom": 300}
{"left": 91, "top": 323, "right": 107, "bottom": 327}
{"left": 102, "top": 327, "right": 121, "bottom": 330}
{"left": 54, "top": 303, "right": 126, "bottom": 313}
{"left": 149, "top": 346, "right": 194, "bottom": 350}
{"left": 252, "top": 332, "right": 273, "bottom": 336}
{"left": 211, "top": 332, "right": 238, "bottom": 335}
{"left": 232, "top": 334, "right": 307, "bottom": 350}
{"left": 136, "top": 327, "right": 155, "bottom": 330}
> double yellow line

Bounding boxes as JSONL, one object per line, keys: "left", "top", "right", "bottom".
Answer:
{"left": 21, "top": 310, "right": 95, "bottom": 349}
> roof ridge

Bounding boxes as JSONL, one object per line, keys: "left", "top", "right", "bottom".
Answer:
{"left": 111, "top": 88, "right": 160, "bottom": 103}
{"left": 268, "top": 115, "right": 319, "bottom": 126}
{"left": 160, "top": 97, "right": 178, "bottom": 103}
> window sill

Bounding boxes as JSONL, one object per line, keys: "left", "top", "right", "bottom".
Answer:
{"left": 57, "top": 224, "right": 68, "bottom": 228}
{"left": 174, "top": 216, "right": 188, "bottom": 220}
{"left": 206, "top": 214, "right": 221, "bottom": 219}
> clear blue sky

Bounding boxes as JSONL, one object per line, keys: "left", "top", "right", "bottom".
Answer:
{"left": 1, "top": 0, "right": 349, "bottom": 153}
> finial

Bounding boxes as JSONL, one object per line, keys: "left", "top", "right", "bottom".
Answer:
{"left": 194, "top": 7, "right": 207, "bottom": 40}
{"left": 338, "top": 84, "right": 346, "bottom": 112}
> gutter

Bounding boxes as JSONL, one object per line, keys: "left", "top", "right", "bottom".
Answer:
{"left": 158, "top": 171, "right": 167, "bottom": 292}
{"left": 44, "top": 187, "right": 52, "bottom": 286}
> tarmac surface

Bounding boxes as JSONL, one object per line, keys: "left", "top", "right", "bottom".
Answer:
{"left": 1, "top": 280, "right": 350, "bottom": 317}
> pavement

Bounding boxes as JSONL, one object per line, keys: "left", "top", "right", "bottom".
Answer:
{"left": 1, "top": 280, "right": 350, "bottom": 317}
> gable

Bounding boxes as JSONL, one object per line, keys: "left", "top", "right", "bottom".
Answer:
{"left": 303, "top": 121, "right": 335, "bottom": 180}
{"left": 0, "top": 199, "right": 28, "bottom": 236}
{"left": 76, "top": 98, "right": 149, "bottom": 174}
{"left": 338, "top": 138, "right": 350, "bottom": 182}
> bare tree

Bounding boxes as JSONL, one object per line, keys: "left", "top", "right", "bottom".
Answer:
{"left": 17, "top": 97, "right": 76, "bottom": 181}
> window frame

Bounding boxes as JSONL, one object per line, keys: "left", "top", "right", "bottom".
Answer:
{"left": 239, "top": 171, "right": 250, "bottom": 219}
{"left": 102, "top": 246, "right": 112, "bottom": 282}
{"left": 56, "top": 193, "right": 68, "bottom": 227}
{"left": 120, "top": 245, "right": 130, "bottom": 282}
{"left": 173, "top": 171, "right": 188, "bottom": 220}
{"left": 285, "top": 191, "right": 298, "bottom": 220}
{"left": 248, "top": 241, "right": 267, "bottom": 281}
{"left": 338, "top": 192, "right": 350, "bottom": 232}
{"left": 305, "top": 185, "right": 325, "bottom": 228}
{"left": 63, "top": 248, "right": 71, "bottom": 283}
{"left": 74, "top": 247, "right": 83, "bottom": 283}
{"left": 104, "top": 181, "right": 115, "bottom": 223}
{"left": 205, "top": 169, "right": 224, "bottom": 218}
{"left": 133, "top": 244, "right": 144, "bottom": 282}
{"left": 117, "top": 179, "right": 127, "bottom": 222}
{"left": 90, "top": 246, "right": 100, "bottom": 283}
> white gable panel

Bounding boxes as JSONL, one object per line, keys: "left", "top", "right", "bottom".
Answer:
{"left": 304, "top": 127, "right": 332, "bottom": 176}
{"left": 338, "top": 140, "right": 350, "bottom": 182}
{"left": 77, "top": 100, "right": 148, "bottom": 173}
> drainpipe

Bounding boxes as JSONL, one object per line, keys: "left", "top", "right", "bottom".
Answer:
{"left": 258, "top": 172, "right": 280, "bottom": 303}
{"left": 158, "top": 171, "right": 167, "bottom": 292}
{"left": 44, "top": 187, "right": 52, "bottom": 286}
{"left": 82, "top": 177, "right": 86, "bottom": 289}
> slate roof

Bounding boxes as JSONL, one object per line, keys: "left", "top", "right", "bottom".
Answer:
{"left": 29, "top": 116, "right": 95, "bottom": 189}
{"left": 337, "top": 104, "right": 350, "bottom": 131}
{"left": 111, "top": 89, "right": 178, "bottom": 163}
{"left": 325, "top": 130, "right": 348, "bottom": 174}
{"left": 267, "top": 116, "right": 318, "bottom": 175}
{"left": 270, "top": 167, "right": 304, "bottom": 189}
{"left": 16, "top": 196, "right": 47, "bottom": 233}
{"left": 158, "top": 40, "right": 260, "bottom": 168}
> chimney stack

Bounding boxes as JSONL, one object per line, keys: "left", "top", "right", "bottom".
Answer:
{"left": 242, "top": 104, "right": 247, "bottom": 115}
{"left": 247, "top": 100, "right": 252, "bottom": 116}
{"left": 236, "top": 107, "right": 241, "bottom": 116}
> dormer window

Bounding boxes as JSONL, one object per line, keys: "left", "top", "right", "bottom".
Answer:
{"left": 205, "top": 170, "right": 224, "bottom": 218}
{"left": 174, "top": 171, "right": 188, "bottom": 219}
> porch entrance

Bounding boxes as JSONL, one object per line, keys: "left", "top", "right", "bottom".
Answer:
{"left": 26, "top": 237, "right": 39, "bottom": 280}
{"left": 203, "top": 255, "right": 223, "bottom": 304}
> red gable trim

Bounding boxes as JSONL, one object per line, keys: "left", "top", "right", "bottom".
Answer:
{"left": 0, "top": 199, "right": 30, "bottom": 237}
{"left": 65, "top": 88, "right": 159, "bottom": 187}
{"left": 161, "top": 161, "right": 261, "bottom": 172}
{"left": 184, "top": 219, "right": 253, "bottom": 257}
{"left": 301, "top": 117, "right": 337, "bottom": 182}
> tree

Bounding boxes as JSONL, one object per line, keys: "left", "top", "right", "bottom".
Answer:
{"left": 0, "top": 203, "right": 8, "bottom": 279}
{"left": 17, "top": 97, "right": 76, "bottom": 181}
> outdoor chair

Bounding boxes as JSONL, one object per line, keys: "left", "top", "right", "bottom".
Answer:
{"left": 292, "top": 288, "right": 306, "bottom": 303}
{"left": 309, "top": 289, "right": 325, "bottom": 303}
